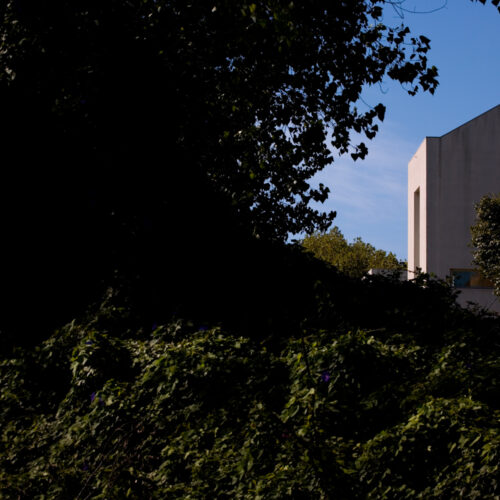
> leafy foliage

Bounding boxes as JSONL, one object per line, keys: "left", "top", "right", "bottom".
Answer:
{"left": 471, "top": 194, "right": 500, "bottom": 295}
{"left": 2, "top": 275, "right": 500, "bottom": 498}
{"left": 0, "top": 0, "right": 442, "bottom": 245}
{"left": 1, "top": 0, "right": 500, "bottom": 497}
{"left": 302, "top": 227, "right": 405, "bottom": 278}
{"left": 0, "top": 0, "right": 497, "bottom": 338}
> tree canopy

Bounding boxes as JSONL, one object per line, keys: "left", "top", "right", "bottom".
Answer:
{"left": 1, "top": 1, "right": 499, "bottom": 331}
{"left": 0, "top": 1, "right": 497, "bottom": 334}
{"left": 471, "top": 194, "right": 500, "bottom": 295}
{"left": 2, "top": 0, "right": 496, "bottom": 240}
{"left": 0, "top": 0, "right": 445, "bottom": 240}
{"left": 302, "top": 227, "right": 404, "bottom": 278}
{"left": 0, "top": 0, "right": 453, "bottom": 335}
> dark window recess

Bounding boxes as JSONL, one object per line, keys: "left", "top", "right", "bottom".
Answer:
{"left": 450, "top": 269, "right": 494, "bottom": 289}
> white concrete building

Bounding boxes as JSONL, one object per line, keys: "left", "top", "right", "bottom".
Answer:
{"left": 408, "top": 104, "right": 500, "bottom": 312}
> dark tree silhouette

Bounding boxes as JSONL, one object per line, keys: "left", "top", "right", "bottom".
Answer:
{"left": 0, "top": 0, "right": 496, "bottom": 336}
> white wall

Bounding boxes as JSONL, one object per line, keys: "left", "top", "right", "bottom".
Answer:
{"left": 408, "top": 139, "right": 427, "bottom": 278}
{"left": 428, "top": 105, "right": 500, "bottom": 279}
{"left": 408, "top": 105, "right": 500, "bottom": 312}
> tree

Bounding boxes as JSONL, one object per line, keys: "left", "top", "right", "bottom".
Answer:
{"left": 302, "top": 227, "right": 404, "bottom": 278}
{"left": 471, "top": 194, "right": 500, "bottom": 295}
{"left": 0, "top": 0, "right": 445, "bottom": 241}
{"left": 0, "top": 0, "right": 498, "bottom": 335}
{"left": 1, "top": 0, "right": 495, "bottom": 240}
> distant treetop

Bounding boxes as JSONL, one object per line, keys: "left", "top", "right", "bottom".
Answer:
{"left": 302, "top": 227, "right": 405, "bottom": 278}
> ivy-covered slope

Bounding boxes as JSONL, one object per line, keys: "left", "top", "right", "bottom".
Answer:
{"left": 2, "top": 277, "right": 500, "bottom": 499}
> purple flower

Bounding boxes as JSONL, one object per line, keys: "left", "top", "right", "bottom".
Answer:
{"left": 82, "top": 463, "right": 89, "bottom": 472}
{"left": 85, "top": 340, "right": 93, "bottom": 346}
{"left": 198, "top": 325, "right": 208, "bottom": 331}
{"left": 320, "top": 371, "right": 331, "bottom": 383}
{"left": 91, "top": 392, "right": 105, "bottom": 406}
{"left": 152, "top": 322, "right": 158, "bottom": 331}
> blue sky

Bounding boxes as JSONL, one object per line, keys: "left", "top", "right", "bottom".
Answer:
{"left": 312, "top": 0, "right": 500, "bottom": 260}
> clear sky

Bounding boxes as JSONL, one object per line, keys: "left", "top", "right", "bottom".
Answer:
{"left": 312, "top": 0, "right": 500, "bottom": 260}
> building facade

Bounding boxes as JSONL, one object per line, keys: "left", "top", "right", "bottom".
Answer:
{"left": 408, "top": 105, "right": 500, "bottom": 312}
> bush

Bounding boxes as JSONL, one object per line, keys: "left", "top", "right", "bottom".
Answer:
{"left": 2, "top": 285, "right": 500, "bottom": 498}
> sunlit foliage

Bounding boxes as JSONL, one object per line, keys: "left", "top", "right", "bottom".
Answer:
{"left": 302, "top": 227, "right": 405, "bottom": 278}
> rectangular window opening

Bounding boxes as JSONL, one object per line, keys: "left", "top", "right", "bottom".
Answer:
{"left": 450, "top": 269, "right": 494, "bottom": 289}
{"left": 414, "top": 188, "right": 420, "bottom": 270}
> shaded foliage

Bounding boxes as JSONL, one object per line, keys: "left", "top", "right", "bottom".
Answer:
{"left": 2, "top": 278, "right": 500, "bottom": 498}
{"left": 0, "top": 0, "right": 443, "bottom": 239}
{"left": 0, "top": 0, "right": 444, "bottom": 338}
{"left": 1, "top": 0, "right": 500, "bottom": 497}
{"left": 0, "top": 0, "right": 497, "bottom": 340}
